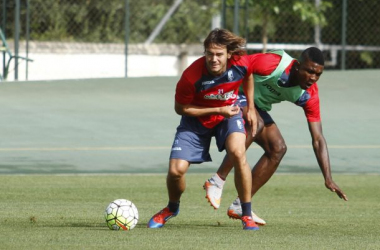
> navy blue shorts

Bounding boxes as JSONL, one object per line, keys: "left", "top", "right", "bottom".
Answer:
{"left": 236, "top": 94, "right": 275, "bottom": 125}
{"left": 169, "top": 113, "right": 246, "bottom": 164}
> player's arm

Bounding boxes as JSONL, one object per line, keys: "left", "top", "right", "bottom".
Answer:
{"left": 308, "top": 122, "right": 348, "bottom": 201}
{"left": 242, "top": 74, "right": 257, "bottom": 137}
{"left": 174, "top": 101, "right": 239, "bottom": 118}
{"left": 242, "top": 53, "right": 280, "bottom": 137}
{"left": 175, "top": 71, "right": 240, "bottom": 118}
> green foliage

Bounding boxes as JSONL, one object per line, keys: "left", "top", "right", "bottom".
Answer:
{"left": 155, "top": 1, "right": 220, "bottom": 43}
{"left": 29, "top": 0, "right": 125, "bottom": 42}
{"left": 293, "top": 0, "right": 333, "bottom": 26}
{"left": 243, "top": 0, "right": 333, "bottom": 45}
{"left": 360, "top": 51, "right": 374, "bottom": 66}
{"left": 1, "top": 0, "right": 379, "bottom": 69}
{"left": 5, "top": 0, "right": 221, "bottom": 43}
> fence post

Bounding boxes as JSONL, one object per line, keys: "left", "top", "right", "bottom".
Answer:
{"left": 26, "top": 0, "right": 30, "bottom": 80}
{"left": 341, "top": 0, "right": 347, "bottom": 70}
{"left": 124, "top": 0, "right": 129, "bottom": 78}
{"left": 233, "top": 0, "right": 239, "bottom": 35}
{"left": 314, "top": 0, "right": 321, "bottom": 47}
{"left": 178, "top": 50, "right": 188, "bottom": 76}
{"left": 1, "top": 0, "right": 6, "bottom": 78}
{"left": 14, "top": 0, "right": 20, "bottom": 80}
{"left": 221, "top": 0, "right": 226, "bottom": 28}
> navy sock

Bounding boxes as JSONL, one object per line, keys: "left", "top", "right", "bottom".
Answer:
{"left": 168, "top": 201, "right": 180, "bottom": 213}
{"left": 241, "top": 202, "right": 252, "bottom": 217}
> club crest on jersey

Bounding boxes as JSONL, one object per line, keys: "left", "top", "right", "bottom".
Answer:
{"left": 228, "top": 70, "right": 234, "bottom": 81}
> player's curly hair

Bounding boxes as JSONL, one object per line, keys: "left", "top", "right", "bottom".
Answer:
{"left": 203, "top": 28, "right": 246, "bottom": 57}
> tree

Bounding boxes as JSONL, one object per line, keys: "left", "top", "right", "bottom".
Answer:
{"left": 235, "top": 0, "right": 333, "bottom": 52}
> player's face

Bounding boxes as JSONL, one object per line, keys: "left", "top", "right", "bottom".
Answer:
{"left": 205, "top": 44, "right": 231, "bottom": 76}
{"left": 297, "top": 59, "right": 324, "bottom": 90}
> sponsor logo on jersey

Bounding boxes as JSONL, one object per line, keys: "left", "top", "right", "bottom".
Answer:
{"left": 202, "top": 80, "right": 215, "bottom": 86}
{"left": 204, "top": 90, "right": 237, "bottom": 101}
{"left": 263, "top": 83, "right": 281, "bottom": 97}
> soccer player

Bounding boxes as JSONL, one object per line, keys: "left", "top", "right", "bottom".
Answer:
{"left": 204, "top": 47, "right": 348, "bottom": 225}
{"left": 147, "top": 28, "right": 260, "bottom": 230}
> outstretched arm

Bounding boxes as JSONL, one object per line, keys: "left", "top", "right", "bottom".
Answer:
{"left": 308, "top": 122, "right": 348, "bottom": 201}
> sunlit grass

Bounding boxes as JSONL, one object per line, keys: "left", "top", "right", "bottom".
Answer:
{"left": 0, "top": 174, "right": 379, "bottom": 250}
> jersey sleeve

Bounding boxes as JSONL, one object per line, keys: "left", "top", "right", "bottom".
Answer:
{"left": 303, "top": 84, "right": 321, "bottom": 122}
{"left": 245, "top": 53, "right": 281, "bottom": 76}
{"left": 175, "top": 73, "right": 195, "bottom": 105}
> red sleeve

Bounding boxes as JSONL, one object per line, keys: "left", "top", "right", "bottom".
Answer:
{"left": 246, "top": 53, "right": 281, "bottom": 76}
{"left": 303, "top": 84, "right": 321, "bottom": 122}
{"left": 175, "top": 72, "right": 195, "bottom": 105}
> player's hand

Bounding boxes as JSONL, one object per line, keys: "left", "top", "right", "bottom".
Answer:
{"left": 245, "top": 107, "right": 257, "bottom": 137}
{"left": 325, "top": 180, "right": 348, "bottom": 201}
{"left": 221, "top": 105, "right": 240, "bottom": 118}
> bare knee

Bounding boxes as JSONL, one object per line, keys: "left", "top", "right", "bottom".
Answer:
{"left": 168, "top": 159, "right": 188, "bottom": 179}
{"left": 229, "top": 146, "right": 246, "bottom": 159}
{"left": 268, "top": 140, "right": 287, "bottom": 162}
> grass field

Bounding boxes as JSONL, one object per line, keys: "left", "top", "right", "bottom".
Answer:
{"left": 0, "top": 174, "right": 379, "bottom": 250}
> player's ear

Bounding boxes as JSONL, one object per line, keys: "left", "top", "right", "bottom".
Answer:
{"left": 227, "top": 52, "right": 232, "bottom": 59}
{"left": 295, "top": 61, "right": 300, "bottom": 71}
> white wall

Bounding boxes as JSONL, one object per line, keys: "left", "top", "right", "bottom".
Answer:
{"left": 2, "top": 53, "right": 201, "bottom": 81}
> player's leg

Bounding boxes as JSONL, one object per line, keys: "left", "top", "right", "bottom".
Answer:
{"left": 250, "top": 123, "right": 287, "bottom": 197}
{"left": 225, "top": 131, "right": 258, "bottom": 230}
{"left": 218, "top": 114, "right": 258, "bottom": 230}
{"left": 147, "top": 158, "right": 189, "bottom": 229}
{"left": 148, "top": 116, "right": 212, "bottom": 228}
{"left": 226, "top": 110, "right": 281, "bottom": 223}
{"left": 224, "top": 123, "right": 268, "bottom": 225}
{"left": 203, "top": 107, "right": 263, "bottom": 209}
{"left": 226, "top": 123, "right": 285, "bottom": 223}
{"left": 224, "top": 132, "right": 251, "bottom": 206}
{"left": 167, "top": 158, "right": 190, "bottom": 202}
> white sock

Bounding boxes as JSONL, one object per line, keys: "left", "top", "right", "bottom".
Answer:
{"left": 211, "top": 173, "right": 225, "bottom": 187}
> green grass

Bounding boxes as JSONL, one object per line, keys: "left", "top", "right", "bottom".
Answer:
{"left": 0, "top": 174, "right": 379, "bottom": 250}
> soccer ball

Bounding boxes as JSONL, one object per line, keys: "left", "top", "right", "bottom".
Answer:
{"left": 104, "top": 199, "right": 139, "bottom": 230}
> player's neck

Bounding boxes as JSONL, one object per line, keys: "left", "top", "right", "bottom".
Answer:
{"left": 288, "top": 65, "right": 299, "bottom": 87}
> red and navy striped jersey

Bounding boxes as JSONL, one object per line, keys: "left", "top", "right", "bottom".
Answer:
{"left": 175, "top": 55, "right": 255, "bottom": 128}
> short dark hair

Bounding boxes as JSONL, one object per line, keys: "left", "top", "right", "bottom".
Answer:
{"left": 300, "top": 47, "right": 325, "bottom": 66}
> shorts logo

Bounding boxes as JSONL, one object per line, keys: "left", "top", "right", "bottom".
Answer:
{"left": 172, "top": 139, "right": 181, "bottom": 151}
{"left": 237, "top": 120, "right": 243, "bottom": 129}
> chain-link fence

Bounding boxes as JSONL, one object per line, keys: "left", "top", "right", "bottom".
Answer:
{"left": 1, "top": 0, "right": 380, "bottom": 81}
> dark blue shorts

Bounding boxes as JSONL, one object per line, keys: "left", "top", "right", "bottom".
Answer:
{"left": 169, "top": 113, "right": 246, "bottom": 164}
{"left": 236, "top": 94, "right": 275, "bottom": 125}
